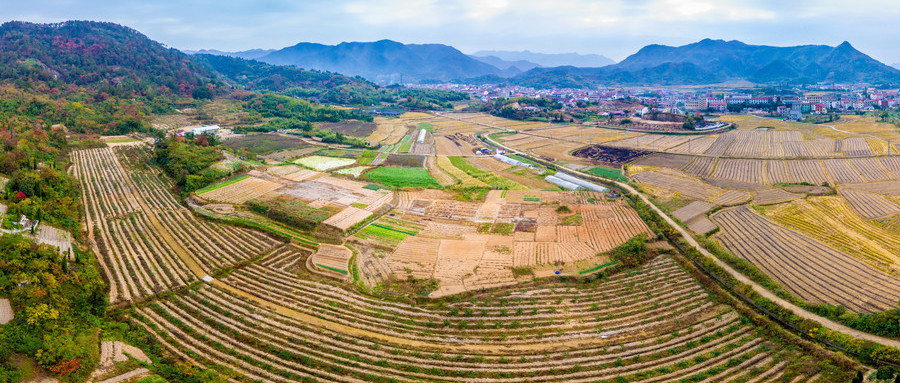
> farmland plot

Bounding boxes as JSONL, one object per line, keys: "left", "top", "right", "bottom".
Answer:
{"left": 822, "top": 159, "right": 865, "bottom": 184}
{"left": 294, "top": 155, "right": 356, "bottom": 171}
{"left": 309, "top": 244, "right": 353, "bottom": 278}
{"left": 712, "top": 206, "right": 900, "bottom": 312}
{"left": 709, "top": 159, "right": 766, "bottom": 185}
{"left": 753, "top": 188, "right": 803, "bottom": 205}
{"left": 333, "top": 166, "right": 371, "bottom": 178}
{"left": 197, "top": 176, "right": 283, "bottom": 204}
{"left": 787, "top": 160, "right": 829, "bottom": 185}
{"left": 632, "top": 170, "right": 723, "bottom": 201}
{"left": 762, "top": 196, "right": 900, "bottom": 275}
{"left": 130, "top": 253, "right": 846, "bottom": 383}
{"left": 846, "top": 157, "right": 892, "bottom": 182}
{"left": 839, "top": 188, "right": 900, "bottom": 219}
{"left": 845, "top": 180, "right": 900, "bottom": 197}
{"left": 75, "top": 146, "right": 281, "bottom": 303}
{"left": 682, "top": 157, "right": 717, "bottom": 177}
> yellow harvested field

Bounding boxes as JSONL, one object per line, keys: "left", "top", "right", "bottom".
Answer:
{"left": 199, "top": 176, "right": 283, "bottom": 204}
{"left": 762, "top": 196, "right": 900, "bottom": 275}
{"left": 713, "top": 205, "right": 900, "bottom": 313}
{"left": 322, "top": 206, "right": 373, "bottom": 230}
{"left": 368, "top": 117, "right": 411, "bottom": 145}
{"left": 435, "top": 155, "right": 489, "bottom": 188}
{"left": 424, "top": 156, "right": 457, "bottom": 186}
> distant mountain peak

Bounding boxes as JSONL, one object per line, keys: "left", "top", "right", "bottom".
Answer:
{"left": 251, "top": 40, "right": 501, "bottom": 83}
{"left": 836, "top": 41, "right": 855, "bottom": 49}
{"left": 511, "top": 39, "right": 900, "bottom": 87}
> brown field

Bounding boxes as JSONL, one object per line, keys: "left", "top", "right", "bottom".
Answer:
{"left": 668, "top": 135, "right": 718, "bottom": 154}
{"left": 322, "top": 206, "right": 373, "bottom": 231}
{"left": 682, "top": 157, "right": 717, "bottom": 177}
{"left": 787, "top": 160, "right": 829, "bottom": 185}
{"left": 198, "top": 176, "right": 283, "bottom": 204}
{"left": 433, "top": 135, "right": 469, "bottom": 156}
{"left": 712, "top": 206, "right": 900, "bottom": 313}
{"left": 424, "top": 155, "right": 457, "bottom": 186}
{"left": 309, "top": 244, "right": 353, "bottom": 278}
{"left": 838, "top": 188, "right": 900, "bottom": 219}
{"left": 633, "top": 170, "right": 722, "bottom": 201}
{"left": 632, "top": 153, "right": 694, "bottom": 169}
{"left": 710, "top": 190, "right": 751, "bottom": 206}
{"left": 709, "top": 159, "right": 766, "bottom": 185}
{"left": 845, "top": 180, "right": 900, "bottom": 197}
{"left": 753, "top": 189, "right": 804, "bottom": 205}
{"left": 822, "top": 159, "right": 865, "bottom": 184}
{"left": 385, "top": 191, "right": 650, "bottom": 294}
{"left": 846, "top": 157, "right": 892, "bottom": 181}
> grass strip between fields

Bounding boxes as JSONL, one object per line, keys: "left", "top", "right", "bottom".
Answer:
{"left": 195, "top": 174, "right": 249, "bottom": 194}
{"left": 579, "top": 261, "right": 619, "bottom": 275}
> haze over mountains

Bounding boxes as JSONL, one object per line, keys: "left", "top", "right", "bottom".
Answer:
{"left": 194, "top": 38, "right": 900, "bottom": 87}
{"left": 5, "top": 19, "right": 897, "bottom": 89}
{"left": 513, "top": 39, "right": 900, "bottom": 87}
{"left": 472, "top": 50, "right": 615, "bottom": 68}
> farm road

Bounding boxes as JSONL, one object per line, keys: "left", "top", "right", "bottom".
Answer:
{"left": 481, "top": 126, "right": 900, "bottom": 351}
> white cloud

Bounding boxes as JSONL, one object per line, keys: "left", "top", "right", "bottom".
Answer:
{"left": 2, "top": 0, "right": 899, "bottom": 63}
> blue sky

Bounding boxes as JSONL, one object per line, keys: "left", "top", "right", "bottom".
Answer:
{"left": 3, "top": 0, "right": 899, "bottom": 64}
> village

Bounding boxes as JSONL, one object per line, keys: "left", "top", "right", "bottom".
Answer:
{"left": 415, "top": 82, "right": 900, "bottom": 121}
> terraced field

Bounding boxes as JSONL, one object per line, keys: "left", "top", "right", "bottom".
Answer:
{"left": 75, "top": 146, "right": 282, "bottom": 304}
{"left": 761, "top": 196, "right": 900, "bottom": 275}
{"left": 712, "top": 206, "right": 900, "bottom": 313}
{"left": 130, "top": 255, "right": 846, "bottom": 382}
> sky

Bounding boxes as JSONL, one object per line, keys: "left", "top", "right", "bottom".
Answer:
{"left": 3, "top": 0, "right": 900, "bottom": 64}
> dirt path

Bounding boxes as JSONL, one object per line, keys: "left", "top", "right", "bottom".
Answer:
{"left": 482, "top": 130, "right": 900, "bottom": 351}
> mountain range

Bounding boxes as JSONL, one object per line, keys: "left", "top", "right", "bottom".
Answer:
{"left": 246, "top": 40, "right": 503, "bottom": 84}
{"left": 513, "top": 39, "right": 900, "bottom": 87}
{"left": 192, "top": 42, "right": 620, "bottom": 84}
{"left": 4, "top": 20, "right": 900, "bottom": 91}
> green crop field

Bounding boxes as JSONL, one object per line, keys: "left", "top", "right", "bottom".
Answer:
{"left": 356, "top": 225, "right": 413, "bottom": 247}
{"left": 448, "top": 156, "right": 526, "bottom": 189}
{"left": 364, "top": 167, "right": 441, "bottom": 188}
{"left": 418, "top": 122, "right": 434, "bottom": 132}
{"left": 586, "top": 166, "right": 627, "bottom": 182}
